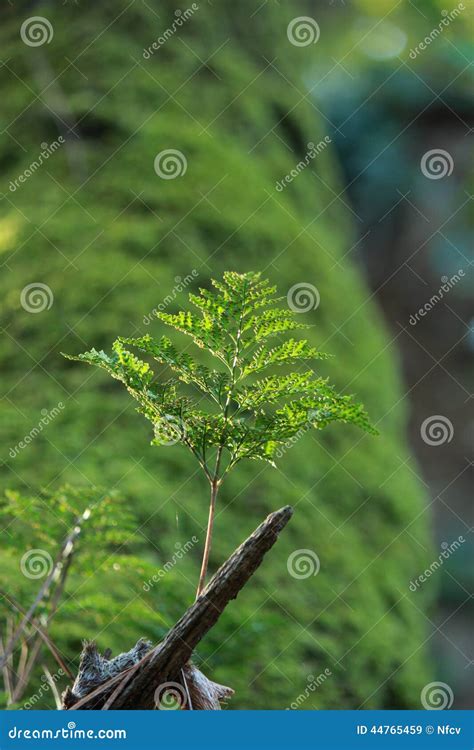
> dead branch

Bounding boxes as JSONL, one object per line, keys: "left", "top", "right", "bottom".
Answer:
{"left": 64, "top": 505, "right": 293, "bottom": 710}
{"left": 0, "top": 637, "right": 14, "bottom": 705}
{"left": 42, "top": 664, "right": 62, "bottom": 710}
{"left": 0, "top": 591, "right": 73, "bottom": 681}
{"left": 0, "top": 508, "right": 90, "bottom": 672}
{"left": 182, "top": 663, "right": 234, "bottom": 710}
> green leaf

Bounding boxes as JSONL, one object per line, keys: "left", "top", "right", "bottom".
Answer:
{"left": 242, "top": 338, "right": 330, "bottom": 376}
{"left": 63, "top": 270, "right": 377, "bottom": 476}
{"left": 118, "top": 334, "right": 230, "bottom": 404}
{"left": 236, "top": 371, "right": 317, "bottom": 409}
{"left": 247, "top": 308, "right": 309, "bottom": 343}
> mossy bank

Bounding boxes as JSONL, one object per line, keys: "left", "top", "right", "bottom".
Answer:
{"left": 0, "top": 0, "right": 432, "bottom": 708}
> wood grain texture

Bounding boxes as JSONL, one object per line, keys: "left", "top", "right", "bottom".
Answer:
{"left": 65, "top": 505, "right": 293, "bottom": 710}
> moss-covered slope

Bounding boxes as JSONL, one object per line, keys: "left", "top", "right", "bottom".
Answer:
{"left": 0, "top": 0, "right": 432, "bottom": 708}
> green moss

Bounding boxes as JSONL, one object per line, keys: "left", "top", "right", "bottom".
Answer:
{"left": 0, "top": 0, "right": 432, "bottom": 708}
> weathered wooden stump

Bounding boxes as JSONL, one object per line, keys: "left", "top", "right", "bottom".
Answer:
{"left": 62, "top": 506, "right": 293, "bottom": 710}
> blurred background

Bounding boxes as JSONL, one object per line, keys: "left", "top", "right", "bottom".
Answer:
{"left": 316, "top": 0, "right": 473, "bottom": 708}
{"left": 0, "top": 0, "right": 472, "bottom": 710}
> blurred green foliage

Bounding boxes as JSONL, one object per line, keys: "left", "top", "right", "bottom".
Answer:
{"left": 0, "top": 0, "right": 440, "bottom": 708}
{"left": 0, "top": 486, "right": 167, "bottom": 709}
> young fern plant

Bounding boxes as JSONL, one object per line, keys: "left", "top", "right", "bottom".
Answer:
{"left": 63, "top": 271, "right": 376, "bottom": 598}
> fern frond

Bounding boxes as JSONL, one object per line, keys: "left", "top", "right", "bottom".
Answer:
{"left": 242, "top": 338, "right": 329, "bottom": 377}
{"left": 118, "top": 334, "right": 230, "bottom": 404}
{"left": 63, "top": 270, "right": 377, "bottom": 478}
{"left": 247, "top": 308, "right": 309, "bottom": 344}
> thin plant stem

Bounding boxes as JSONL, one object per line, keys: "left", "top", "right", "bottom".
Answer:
{"left": 195, "top": 281, "right": 247, "bottom": 599}
{"left": 195, "top": 477, "right": 220, "bottom": 598}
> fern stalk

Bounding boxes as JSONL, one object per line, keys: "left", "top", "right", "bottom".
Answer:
{"left": 63, "top": 271, "right": 377, "bottom": 596}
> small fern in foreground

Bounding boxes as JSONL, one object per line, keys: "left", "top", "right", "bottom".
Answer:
{"left": 63, "top": 271, "right": 376, "bottom": 596}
